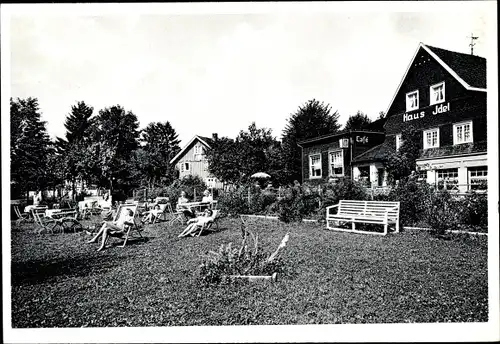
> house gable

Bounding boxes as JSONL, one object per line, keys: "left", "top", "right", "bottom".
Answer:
{"left": 169, "top": 135, "right": 212, "bottom": 165}
{"left": 384, "top": 43, "right": 487, "bottom": 119}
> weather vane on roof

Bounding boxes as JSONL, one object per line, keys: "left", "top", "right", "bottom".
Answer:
{"left": 467, "top": 33, "right": 479, "bottom": 55}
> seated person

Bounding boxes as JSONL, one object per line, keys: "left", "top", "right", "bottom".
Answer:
{"left": 177, "top": 191, "right": 196, "bottom": 220}
{"left": 141, "top": 204, "right": 163, "bottom": 223}
{"left": 201, "top": 189, "right": 213, "bottom": 203}
{"left": 177, "top": 191, "right": 189, "bottom": 205}
{"left": 199, "top": 189, "right": 214, "bottom": 211}
{"left": 87, "top": 209, "right": 135, "bottom": 251}
{"left": 178, "top": 209, "right": 214, "bottom": 238}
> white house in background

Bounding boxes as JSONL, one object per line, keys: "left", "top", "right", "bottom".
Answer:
{"left": 169, "top": 133, "right": 223, "bottom": 189}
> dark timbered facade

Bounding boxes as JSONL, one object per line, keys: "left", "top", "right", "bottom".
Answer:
{"left": 352, "top": 43, "right": 487, "bottom": 191}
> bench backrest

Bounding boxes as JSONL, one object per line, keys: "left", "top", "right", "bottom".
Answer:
{"left": 338, "top": 200, "right": 400, "bottom": 219}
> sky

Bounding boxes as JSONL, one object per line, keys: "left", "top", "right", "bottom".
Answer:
{"left": 5, "top": 2, "right": 496, "bottom": 147}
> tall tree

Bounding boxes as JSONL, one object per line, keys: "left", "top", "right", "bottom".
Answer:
{"left": 236, "top": 122, "right": 278, "bottom": 181}
{"left": 281, "top": 99, "right": 341, "bottom": 183}
{"left": 90, "top": 105, "right": 140, "bottom": 193}
{"left": 344, "top": 111, "right": 372, "bottom": 131}
{"left": 206, "top": 123, "right": 283, "bottom": 187}
{"left": 55, "top": 101, "right": 95, "bottom": 199}
{"left": 205, "top": 136, "right": 243, "bottom": 186}
{"left": 134, "top": 121, "right": 181, "bottom": 188}
{"left": 10, "top": 97, "right": 53, "bottom": 199}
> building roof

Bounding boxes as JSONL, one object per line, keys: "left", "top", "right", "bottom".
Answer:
{"left": 384, "top": 42, "right": 487, "bottom": 117}
{"left": 169, "top": 135, "right": 213, "bottom": 165}
{"left": 351, "top": 141, "right": 395, "bottom": 164}
{"left": 416, "top": 140, "right": 487, "bottom": 161}
{"left": 425, "top": 44, "right": 487, "bottom": 89}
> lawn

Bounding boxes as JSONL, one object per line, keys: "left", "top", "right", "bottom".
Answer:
{"left": 10, "top": 215, "right": 488, "bottom": 327}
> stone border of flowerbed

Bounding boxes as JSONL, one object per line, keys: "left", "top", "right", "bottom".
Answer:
{"left": 403, "top": 226, "right": 488, "bottom": 236}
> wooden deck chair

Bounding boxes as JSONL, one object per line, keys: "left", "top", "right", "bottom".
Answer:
{"left": 196, "top": 209, "right": 220, "bottom": 237}
{"left": 14, "top": 205, "right": 31, "bottom": 225}
{"left": 167, "top": 203, "right": 188, "bottom": 225}
{"left": 179, "top": 210, "right": 220, "bottom": 237}
{"left": 112, "top": 203, "right": 144, "bottom": 247}
{"left": 151, "top": 203, "right": 169, "bottom": 224}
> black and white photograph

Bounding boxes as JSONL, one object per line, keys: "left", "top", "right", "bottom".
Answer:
{"left": 1, "top": 1, "right": 498, "bottom": 343}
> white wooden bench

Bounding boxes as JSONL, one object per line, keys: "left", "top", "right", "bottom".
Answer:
{"left": 326, "top": 200, "right": 400, "bottom": 236}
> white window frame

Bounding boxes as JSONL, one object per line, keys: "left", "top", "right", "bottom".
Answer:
{"left": 453, "top": 121, "right": 473, "bottom": 145}
{"left": 395, "top": 134, "right": 402, "bottom": 151}
{"left": 328, "top": 150, "right": 344, "bottom": 177}
{"left": 436, "top": 168, "right": 459, "bottom": 191}
{"left": 184, "top": 162, "right": 190, "bottom": 172}
{"left": 194, "top": 145, "right": 204, "bottom": 161}
{"left": 309, "top": 154, "right": 322, "bottom": 179}
{"left": 429, "top": 81, "right": 445, "bottom": 105}
{"left": 468, "top": 166, "right": 487, "bottom": 191}
{"left": 423, "top": 128, "right": 440, "bottom": 149}
{"left": 406, "top": 90, "right": 419, "bottom": 112}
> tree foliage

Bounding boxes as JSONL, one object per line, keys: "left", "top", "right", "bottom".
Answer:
{"left": 135, "top": 121, "right": 181, "bottom": 187}
{"left": 90, "top": 105, "right": 140, "bottom": 191}
{"left": 384, "top": 125, "right": 421, "bottom": 185}
{"left": 10, "top": 97, "right": 53, "bottom": 198}
{"left": 206, "top": 122, "right": 281, "bottom": 187}
{"left": 344, "top": 111, "right": 372, "bottom": 131}
{"left": 55, "top": 101, "right": 95, "bottom": 198}
{"left": 281, "top": 99, "right": 341, "bottom": 183}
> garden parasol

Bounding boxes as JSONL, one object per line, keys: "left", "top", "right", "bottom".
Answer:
{"left": 250, "top": 172, "right": 271, "bottom": 179}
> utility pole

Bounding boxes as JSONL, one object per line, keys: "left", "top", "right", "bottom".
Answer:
{"left": 467, "top": 33, "right": 478, "bottom": 55}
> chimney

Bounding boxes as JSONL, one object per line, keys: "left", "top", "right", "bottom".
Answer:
{"left": 212, "top": 133, "right": 218, "bottom": 140}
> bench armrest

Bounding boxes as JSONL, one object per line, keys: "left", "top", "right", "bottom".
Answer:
{"left": 325, "top": 204, "right": 339, "bottom": 216}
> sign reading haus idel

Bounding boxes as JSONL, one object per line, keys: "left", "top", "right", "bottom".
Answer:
{"left": 403, "top": 102, "right": 451, "bottom": 122}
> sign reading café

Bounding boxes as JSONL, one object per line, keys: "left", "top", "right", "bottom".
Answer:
{"left": 402, "top": 102, "right": 451, "bottom": 123}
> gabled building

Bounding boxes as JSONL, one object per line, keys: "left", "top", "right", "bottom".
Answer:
{"left": 169, "top": 134, "right": 223, "bottom": 189}
{"left": 352, "top": 42, "right": 487, "bottom": 191}
{"left": 297, "top": 119, "right": 386, "bottom": 184}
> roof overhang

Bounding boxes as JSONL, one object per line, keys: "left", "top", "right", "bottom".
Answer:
{"left": 384, "top": 43, "right": 487, "bottom": 117}
{"left": 169, "top": 135, "right": 212, "bottom": 165}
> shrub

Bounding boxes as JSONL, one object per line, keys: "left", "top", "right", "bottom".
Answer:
{"left": 425, "top": 190, "right": 460, "bottom": 235}
{"left": 386, "top": 178, "right": 434, "bottom": 227}
{"left": 173, "top": 175, "right": 207, "bottom": 201}
{"left": 320, "top": 178, "right": 369, "bottom": 209}
{"left": 198, "top": 231, "right": 289, "bottom": 285}
{"left": 218, "top": 187, "right": 250, "bottom": 216}
{"left": 276, "top": 187, "right": 319, "bottom": 223}
{"left": 456, "top": 192, "right": 488, "bottom": 231}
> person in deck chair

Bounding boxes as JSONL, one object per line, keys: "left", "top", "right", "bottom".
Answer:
{"left": 178, "top": 209, "right": 214, "bottom": 237}
{"left": 87, "top": 209, "right": 135, "bottom": 251}
{"left": 141, "top": 204, "right": 162, "bottom": 224}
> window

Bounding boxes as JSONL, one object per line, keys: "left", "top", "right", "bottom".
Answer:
{"left": 194, "top": 145, "right": 204, "bottom": 161}
{"left": 436, "top": 168, "right": 459, "bottom": 191}
{"left": 329, "top": 150, "right": 343, "bottom": 177}
{"left": 468, "top": 166, "right": 487, "bottom": 190}
{"left": 423, "top": 128, "right": 439, "bottom": 149}
{"left": 416, "top": 169, "right": 427, "bottom": 182}
{"left": 395, "top": 134, "right": 402, "bottom": 151}
{"left": 309, "top": 154, "right": 322, "bottom": 179}
{"left": 453, "top": 121, "right": 473, "bottom": 145}
{"left": 339, "top": 138, "right": 349, "bottom": 148}
{"left": 184, "top": 162, "right": 190, "bottom": 172}
{"left": 430, "top": 81, "right": 445, "bottom": 105}
{"left": 406, "top": 90, "right": 419, "bottom": 112}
